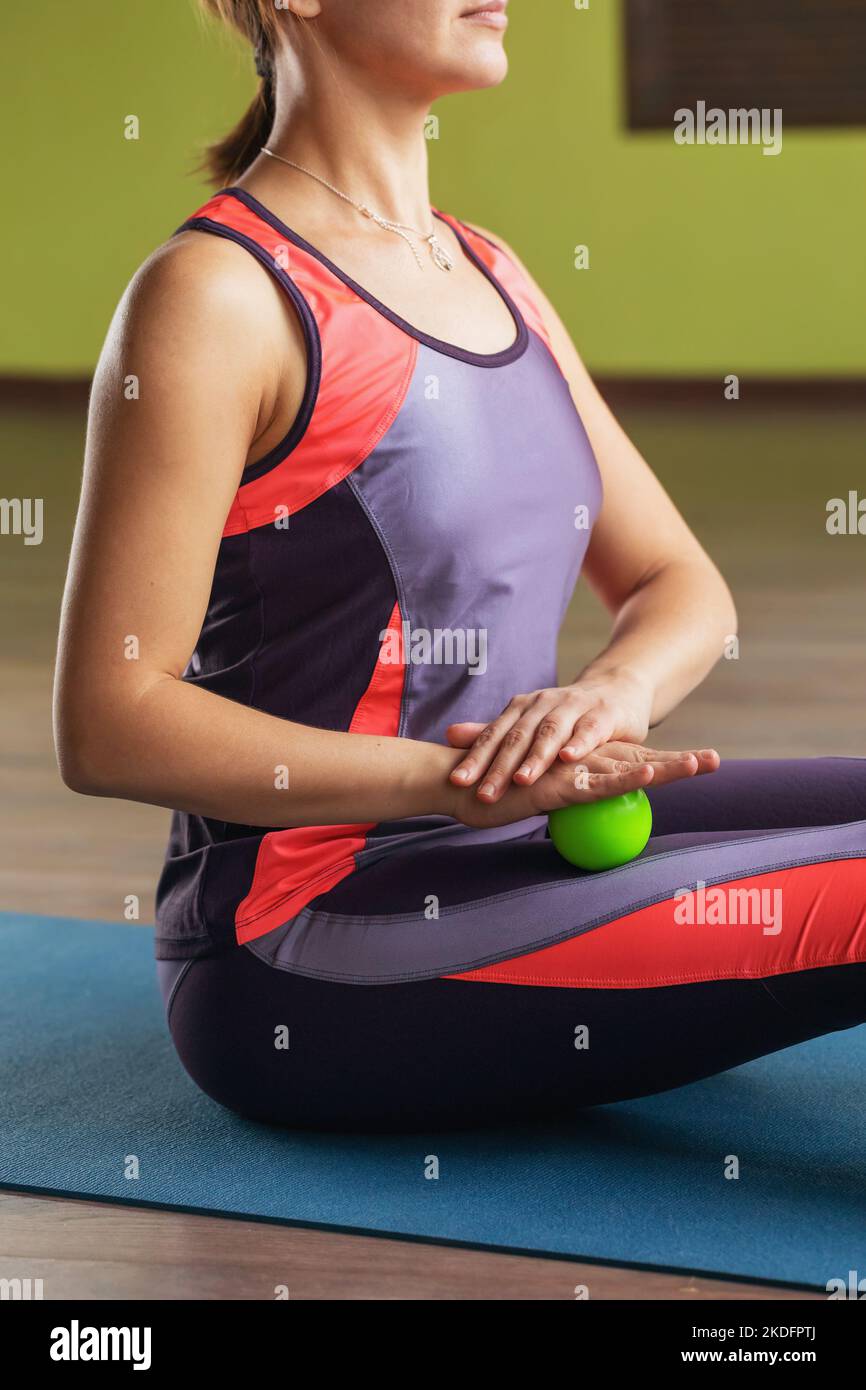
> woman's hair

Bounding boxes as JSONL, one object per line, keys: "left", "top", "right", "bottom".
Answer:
{"left": 199, "top": 1, "right": 281, "bottom": 187}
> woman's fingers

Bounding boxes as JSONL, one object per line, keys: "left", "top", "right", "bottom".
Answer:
{"left": 473, "top": 712, "right": 557, "bottom": 800}
{"left": 691, "top": 748, "right": 721, "bottom": 775}
{"left": 642, "top": 752, "right": 699, "bottom": 786}
{"left": 446, "top": 721, "right": 486, "bottom": 750}
{"left": 448, "top": 707, "right": 524, "bottom": 786}
{"left": 602, "top": 745, "right": 721, "bottom": 787}
{"left": 558, "top": 745, "right": 720, "bottom": 798}
{"left": 512, "top": 705, "right": 592, "bottom": 786}
{"left": 643, "top": 747, "right": 720, "bottom": 780}
{"left": 559, "top": 753, "right": 639, "bottom": 783}
{"left": 567, "top": 761, "right": 654, "bottom": 801}
{"left": 558, "top": 706, "right": 617, "bottom": 763}
{"left": 450, "top": 696, "right": 588, "bottom": 797}
{"left": 668, "top": 747, "right": 720, "bottom": 778}
{"left": 474, "top": 697, "right": 599, "bottom": 801}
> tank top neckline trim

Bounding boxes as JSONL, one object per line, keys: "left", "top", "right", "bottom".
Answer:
{"left": 220, "top": 185, "right": 531, "bottom": 369}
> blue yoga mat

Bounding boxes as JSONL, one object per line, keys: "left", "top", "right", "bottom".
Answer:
{"left": 1, "top": 914, "right": 863, "bottom": 1289}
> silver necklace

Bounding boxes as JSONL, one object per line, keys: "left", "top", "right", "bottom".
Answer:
{"left": 260, "top": 147, "right": 454, "bottom": 273}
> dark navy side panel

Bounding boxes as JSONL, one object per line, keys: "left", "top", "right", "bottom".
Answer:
{"left": 155, "top": 481, "right": 397, "bottom": 957}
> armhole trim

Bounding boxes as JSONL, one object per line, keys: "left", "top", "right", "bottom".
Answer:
{"left": 178, "top": 216, "right": 322, "bottom": 482}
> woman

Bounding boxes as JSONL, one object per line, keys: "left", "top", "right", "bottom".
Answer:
{"left": 54, "top": 0, "right": 866, "bottom": 1130}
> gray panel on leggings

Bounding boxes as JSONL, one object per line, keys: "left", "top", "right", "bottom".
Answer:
{"left": 245, "top": 819, "right": 866, "bottom": 984}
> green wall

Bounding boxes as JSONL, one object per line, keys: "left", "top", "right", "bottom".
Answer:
{"left": 2, "top": 0, "right": 863, "bottom": 377}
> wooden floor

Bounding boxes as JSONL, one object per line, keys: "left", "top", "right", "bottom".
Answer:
{"left": 1, "top": 387, "right": 863, "bottom": 1299}
{"left": 0, "top": 1193, "right": 819, "bottom": 1301}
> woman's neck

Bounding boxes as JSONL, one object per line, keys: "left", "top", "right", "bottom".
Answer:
{"left": 264, "top": 62, "right": 436, "bottom": 230}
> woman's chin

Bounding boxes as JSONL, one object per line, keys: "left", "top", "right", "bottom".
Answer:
{"left": 444, "top": 50, "right": 509, "bottom": 94}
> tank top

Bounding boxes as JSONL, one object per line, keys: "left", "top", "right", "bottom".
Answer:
{"left": 155, "top": 187, "right": 602, "bottom": 958}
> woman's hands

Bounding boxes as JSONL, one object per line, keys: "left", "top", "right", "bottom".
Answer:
{"left": 447, "top": 671, "right": 655, "bottom": 803}
{"left": 450, "top": 739, "right": 719, "bottom": 831}
{"left": 445, "top": 672, "right": 719, "bottom": 830}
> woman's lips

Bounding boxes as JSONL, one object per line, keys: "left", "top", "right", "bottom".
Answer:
{"left": 460, "top": 3, "right": 509, "bottom": 30}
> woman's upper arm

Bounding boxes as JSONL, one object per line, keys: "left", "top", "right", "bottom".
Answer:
{"left": 471, "top": 226, "right": 720, "bottom": 613}
{"left": 55, "top": 232, "right": 303, "bottom": 772}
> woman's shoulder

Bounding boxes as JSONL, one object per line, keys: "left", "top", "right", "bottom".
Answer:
{"left": 126, "top": 225, "right": 282, "bottom": 338}
{"left": 104, "top": 220, "right": 299, "bottom": 393}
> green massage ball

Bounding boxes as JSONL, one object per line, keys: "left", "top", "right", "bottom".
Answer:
{"left": 548, "top": 789, "right": 653, "bottom": 872}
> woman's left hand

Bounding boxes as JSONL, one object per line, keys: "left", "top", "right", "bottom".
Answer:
{"left": 447, "top": 673, "right": 657, "bottom": 802}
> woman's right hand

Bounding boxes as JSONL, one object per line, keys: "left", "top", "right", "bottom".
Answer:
{"left": 450, "top": 741, "right": 719, "bottom": 830}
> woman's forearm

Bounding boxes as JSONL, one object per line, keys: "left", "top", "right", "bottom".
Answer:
{"left": 576, "top": 558, "right": 737, "bottom": 726}
{"left": 56, "top": 672, "right": 464, "bottom": 828}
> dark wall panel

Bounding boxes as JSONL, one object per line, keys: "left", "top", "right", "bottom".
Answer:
{"left": 625, "top": 0, "right": 866, "bottom": 128}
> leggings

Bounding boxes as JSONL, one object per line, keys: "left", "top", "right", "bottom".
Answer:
{"left": 159, "top": 758, "right": 866, "bottom": 1131}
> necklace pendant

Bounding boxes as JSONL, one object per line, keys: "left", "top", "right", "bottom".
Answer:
{"left": 428, "top": 235, "right": 455, "bottom": 273}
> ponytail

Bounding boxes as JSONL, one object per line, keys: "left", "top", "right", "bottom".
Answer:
{"left": 198, "top": 0, "right": 280, "bottom": 187}
{"left": 203, "top": 74, "right": 275, "bottom": 187}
